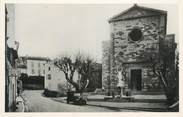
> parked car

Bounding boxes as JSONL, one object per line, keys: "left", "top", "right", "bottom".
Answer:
{"left": 67, "top": 91, "right": 87, "bottom": 105}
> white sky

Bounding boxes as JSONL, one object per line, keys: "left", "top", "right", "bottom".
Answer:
{"left": 13, "top": 4, "right": 179, "bottom": 62}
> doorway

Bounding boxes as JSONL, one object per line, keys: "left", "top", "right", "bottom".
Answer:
{"left": 130, "top": 69, "right": 142, "bottom": 90}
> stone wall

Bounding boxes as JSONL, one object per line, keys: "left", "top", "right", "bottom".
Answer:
{"left": 122, "top": 63, "right": 163, "bottom": 92}
{"left": 102, "top": 41, "right": 111, "bottom": 90}
{"left": 109, "top": 15, "right": 167, "bottom": 92}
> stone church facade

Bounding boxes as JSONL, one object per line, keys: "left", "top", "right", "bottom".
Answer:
{"left": 102, "top": 4, "right": 176, "bottom": 94}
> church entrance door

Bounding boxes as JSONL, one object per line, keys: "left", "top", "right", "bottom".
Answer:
{"left": 130, "top": 69, "right": 142, "bottom": 91}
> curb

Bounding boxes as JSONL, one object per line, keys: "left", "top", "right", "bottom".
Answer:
{"left": 50, "top": 96, "right": 169, "bottom": 112}
{"left": 51, "top": 98, "right": 168, "bottom": 112}
{"left": 87, "top": 103, "right": 169, "bottom": 112}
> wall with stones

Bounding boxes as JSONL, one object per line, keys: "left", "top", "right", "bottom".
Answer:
{"left": 109, "top": 15, "right": 166, "bottom": 91}
{"left": 102, "top": 41, "right": 111, "bottom": 89}
{"left": 122, "top": 63, "right": 164, "bottom": 92}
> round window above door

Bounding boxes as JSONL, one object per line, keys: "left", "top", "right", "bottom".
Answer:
{"left": 128, "top": 28, "right": 143, "bottom": 41}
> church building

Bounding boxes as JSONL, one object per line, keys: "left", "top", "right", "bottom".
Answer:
{"left": 102, "top": 4, "right": 176, "bottom": 95}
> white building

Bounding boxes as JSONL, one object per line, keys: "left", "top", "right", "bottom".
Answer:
{"left": 18, "top": 56, "right": 49, "bottom": 77}
{"left": 45, "top": 61, "right": 79, "bottom": 92}
{"left": 18, "top": 56, "right": 79, "bottom": 92}
{"left": 26, "top": 57, "right": 49, "bottom": 77}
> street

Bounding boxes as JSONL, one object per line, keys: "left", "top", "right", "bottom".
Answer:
{"left": 22, "top": 90, "right": 134, "bottom": 112}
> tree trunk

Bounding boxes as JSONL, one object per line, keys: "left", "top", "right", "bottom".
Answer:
{"left": 80, "top": 92, "right": 83, "bottom": 99}
{"left": 158, "top": 73, "right": 174, "bottom": 104}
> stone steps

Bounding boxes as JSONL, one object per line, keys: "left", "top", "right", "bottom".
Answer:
{"left": 131, "top": 91, "right": 165, "bottom": 95}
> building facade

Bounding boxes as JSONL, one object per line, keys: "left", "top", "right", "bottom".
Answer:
{"left": 102, "top": 4, "right": 176, "bottom": 95}
{"left": 18, "top": 56, "right": 50, "bottom": 77}
{"left": 5, "top": 4, "right": 20, "bottom": 112}
{"left": 17, "top": 56, "right": 50, "bottom": 89}
{"left": 26, "top": 57, "right": 49, "bottom": 77}
{"left": 44, "top": 61, "right": 68, "bottom": 92}
{"left": 102, "top": 41, "right": 111, "bottom": 90}
{"left": 87, "top": 63, "right": 102, "bottom": 91}
{"left": 45, "top": 62, "right": 102, "bottom": 93}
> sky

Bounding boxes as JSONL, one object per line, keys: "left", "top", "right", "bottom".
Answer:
{"left": 10, "top": 4, "right": 178, "bottom": 62}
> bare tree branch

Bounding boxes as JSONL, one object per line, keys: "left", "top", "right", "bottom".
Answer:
{"left": 54, "top": 52, "right": 95, "bottom": 93}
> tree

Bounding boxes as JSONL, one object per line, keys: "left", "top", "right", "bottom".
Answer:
{"left": 54, "top": 54, "right": 80, "bottom": 91}
{"left": 138, "top": 43, "right": 178, "bottom": 105}
{"left": 174, "top": 51, "right": 179, "bottom": 101}
{"left": 77, "top": 55, "right": 93, "bottom": 92}
{"left": 54, "top": 53, "right": 94, "bottom": 94}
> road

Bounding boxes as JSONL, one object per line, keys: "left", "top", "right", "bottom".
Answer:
{"left": 22, "top": 90, "right": 129, "bottom": 112}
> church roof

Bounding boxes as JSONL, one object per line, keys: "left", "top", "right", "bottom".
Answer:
{"left": 109, "top": 4, "right": 167, "bottom": 23}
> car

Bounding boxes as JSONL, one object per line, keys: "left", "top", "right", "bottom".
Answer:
{"left": 66, "top": 91, "right": 87, "bottom": 105}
